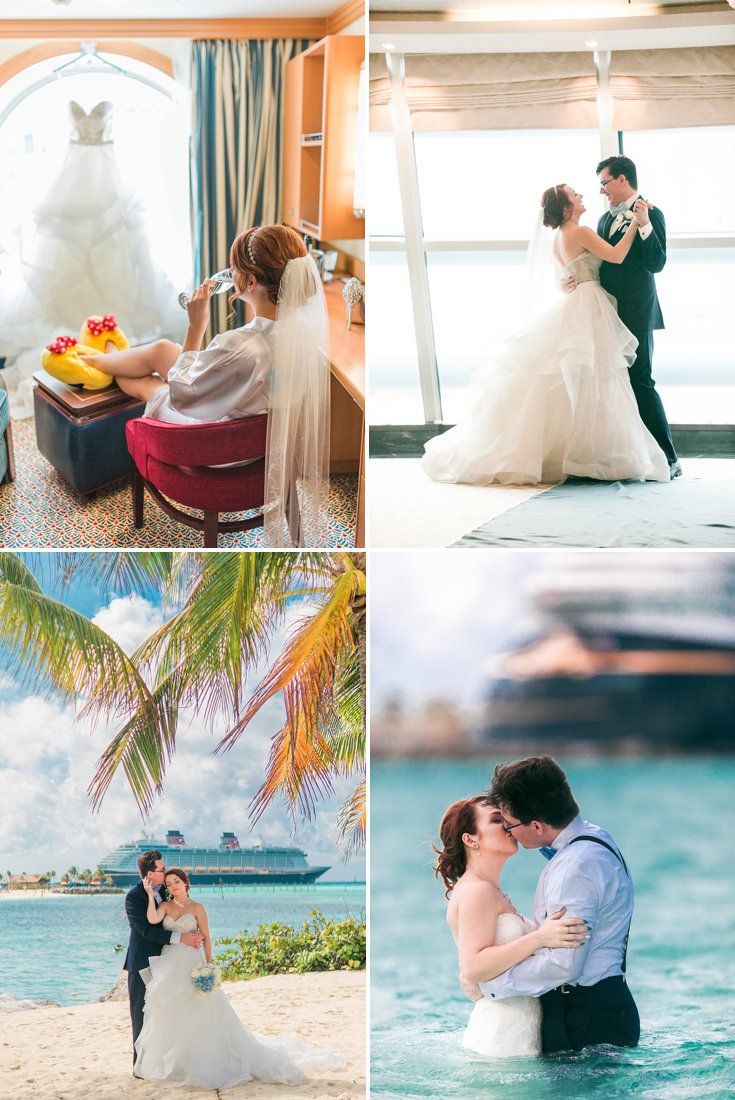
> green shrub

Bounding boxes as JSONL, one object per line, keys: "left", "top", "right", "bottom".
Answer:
{"left": 215, "top": 909, "right": 366, "bottom": 980}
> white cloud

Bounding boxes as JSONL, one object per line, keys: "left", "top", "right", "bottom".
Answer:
{"left": 91, "top": 594, "right": 166, "bottom": 654}
{"left": 0, "top": 691, "right": 363, "bottom": 881}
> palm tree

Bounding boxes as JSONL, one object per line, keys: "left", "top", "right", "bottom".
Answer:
{"left": 0, "top": 552, "right": 365, "bottom": 852}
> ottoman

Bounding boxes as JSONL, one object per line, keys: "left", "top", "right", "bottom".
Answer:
{"left": 33, "top": 370, "right": 145, "bottom": 495}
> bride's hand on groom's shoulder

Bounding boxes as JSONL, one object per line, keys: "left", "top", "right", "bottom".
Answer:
{"left": 459, "top": 969, "right": 483, "bottom": 1002}
{"left": 537, "top": 907, "right": 590, "bottom": 950}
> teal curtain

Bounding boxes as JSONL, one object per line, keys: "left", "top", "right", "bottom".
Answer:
{"left": 190, "top": 38, "right": 313, "bottom": 334}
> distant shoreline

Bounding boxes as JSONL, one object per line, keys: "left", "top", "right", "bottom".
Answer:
{"left": 0, "top": 882, "right": 366, "bottom": 901}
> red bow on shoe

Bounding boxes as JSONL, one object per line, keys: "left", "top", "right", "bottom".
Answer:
{"left": 46, "top": 336, "right": 78, "bottom": 355}
{"left": 86, "top": 314, "right": 117, "bottom": 337}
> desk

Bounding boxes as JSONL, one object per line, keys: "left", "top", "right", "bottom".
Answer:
{"left": 325, "top": 278, "right": 364, "bottom": 546}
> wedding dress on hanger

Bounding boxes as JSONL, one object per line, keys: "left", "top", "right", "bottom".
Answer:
{"left": 0, "top": 100, "right": 183, "bottom": 417}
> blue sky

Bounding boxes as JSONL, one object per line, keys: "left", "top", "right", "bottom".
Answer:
{"left": 0, "top": 557, "right": 364, "bottom": 882}
{"left": 370, "top": 550, "right": 543, "bottom": 710}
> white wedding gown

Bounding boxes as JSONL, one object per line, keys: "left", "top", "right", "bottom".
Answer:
{"left": 462, "top": 913, "right": 542, "bottom": 1058}
{"left": 421, "top": 251, "right": 669, "bottom": 486}
{"left": 0, "top": 100, "right": 183, "bottom": 417}
{"left": 134, "top": 913, "right": 344, "bottom": 1089}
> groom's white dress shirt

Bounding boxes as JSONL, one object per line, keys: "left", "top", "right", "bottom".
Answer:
{"left": 152, "top": 885, "right": 181, "bottom": 944}
{"left": 608, "top": 193, "right": 653, "bottom": 241}
{"left": 479, "top": 816, "right": 633, "bottom": 1001}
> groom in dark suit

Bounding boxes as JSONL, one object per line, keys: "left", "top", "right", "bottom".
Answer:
{"left": 595, "top": 155, "right": 680, "bottom": 478}
{"left": 124, "top": 849, "right": 203, "bottom": 1075}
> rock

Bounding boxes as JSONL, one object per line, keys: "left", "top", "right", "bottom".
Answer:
{"left": 96, "top": 972, "right": 128, "bottom": 1003}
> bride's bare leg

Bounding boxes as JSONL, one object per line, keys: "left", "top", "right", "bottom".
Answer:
{"left": 116, "top": 375, "right": 168, "bottom": 403}
{"left": 80, "top": 339, "right": 180, "bottom": 380}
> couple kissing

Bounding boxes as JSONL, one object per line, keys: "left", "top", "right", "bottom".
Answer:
{"left": 436, "top": 755, "right": 639, "bottom": 1057}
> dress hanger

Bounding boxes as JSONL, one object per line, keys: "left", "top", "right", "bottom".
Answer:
{"left": 0, "top": 43, "right": 174, "bottom": 130}
{"left": 53, "top": 41, "right": 127, "bottom": 78}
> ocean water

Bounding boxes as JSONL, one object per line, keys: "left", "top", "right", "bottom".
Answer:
{"left": 0, "top": 881, "right": 364, "bottom": 1008}
{"left": 371, "top": 758, "right": 735, "bottom": 1099}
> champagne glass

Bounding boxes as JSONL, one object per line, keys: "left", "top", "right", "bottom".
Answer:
{"left": 178, "top": 268, "right": 235, "bottom": 310}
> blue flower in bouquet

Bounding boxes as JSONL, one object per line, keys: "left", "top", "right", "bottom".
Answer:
{"left": 190, "top": 963, "right": 221, "bottom": 994}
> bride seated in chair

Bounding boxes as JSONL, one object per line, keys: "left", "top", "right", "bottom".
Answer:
{"left": 82, "top": 224, "right": 330, "bottom": 547}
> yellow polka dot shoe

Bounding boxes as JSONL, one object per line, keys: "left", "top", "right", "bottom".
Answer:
{"left": 41, "top": 335, "right": 114, "bottom": 390}
{"left": 80, "top": 313, "right": 130, "bottom": 352}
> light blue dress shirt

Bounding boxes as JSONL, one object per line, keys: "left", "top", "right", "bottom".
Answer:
{"left": 480, "top": 816, "right": 633, "bottom": 1000}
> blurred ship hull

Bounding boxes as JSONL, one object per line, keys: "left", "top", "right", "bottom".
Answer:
{"left": 479, "top": 672, "right": 735, "bottom": 749}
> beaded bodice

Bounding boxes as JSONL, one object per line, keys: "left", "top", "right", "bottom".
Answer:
{"left": 563, "top": 249, "right": 602, "bottom": 285}
{"left": 69, "top": 100, "right": 113, "bottom": 145}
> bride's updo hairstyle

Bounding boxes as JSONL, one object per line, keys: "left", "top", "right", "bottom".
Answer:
{"left": 433, "top": 796, "right": 485, "bottom": 898}
{"left": 230, "top": 225, "right": 308, "bottom": 304}
{"left": 164, "top": 868, "right": 190, "bottom": 897}
{"left": 541, "top": 184, "right": 572, "bottom": 230}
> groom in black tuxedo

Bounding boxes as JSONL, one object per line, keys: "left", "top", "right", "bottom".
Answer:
{"left": 596, "top": 155, "right": 680, "bottom": 478}
{"left": 124, "top": 850, "right": 203, "bottom": 1075}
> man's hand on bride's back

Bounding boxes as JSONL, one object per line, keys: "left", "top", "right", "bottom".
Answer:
{"left": 558, "top": 274, "right": 577, "bottom": 295}
{"left": 181, "top": 931, "right": 204, "bottom": 949}
{"left": 538, "top": 907, "right": 589, "bottom": 950}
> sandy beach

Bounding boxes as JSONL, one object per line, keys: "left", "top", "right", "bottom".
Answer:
{"left": 0, "top": 970, "right": 365, "bottom": 1099}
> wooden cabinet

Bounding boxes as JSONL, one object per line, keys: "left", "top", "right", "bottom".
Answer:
{"left": 281, "top": 35, "right": 364, "bottom": 242}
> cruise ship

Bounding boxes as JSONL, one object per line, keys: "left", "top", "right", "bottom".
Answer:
{"left": 477, "top": 554, "right": 735, "bottom": 749}
{"left": 99, "top": 830, "right": 329, "bottom": 888}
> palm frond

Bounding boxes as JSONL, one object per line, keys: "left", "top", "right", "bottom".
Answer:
{"left": 336, "top": 780, "right": 366, "bottom": 859}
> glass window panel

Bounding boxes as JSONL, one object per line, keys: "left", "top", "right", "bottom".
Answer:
{"left": 655, "top": 247, "right": 735, "bottom": 424}
{"left": 414, "top": 130, "right": 603, "bottom": 240}
{"left": 426, "top": 250, "right": 527, "bottom": 423}
{"left": 623, "top": 127, "right": 735, "bottom": 235}
{"left": 429, "top": 247, "right": 735, "bottom": 426}
{"left": 368, "top": 131, "right": 404, "bottom": 238}
{"left": 369, "top": 251, "right": 424, "bottom": 424}
{"left": 0, "top": 57, "right": 191, "bottom": 286}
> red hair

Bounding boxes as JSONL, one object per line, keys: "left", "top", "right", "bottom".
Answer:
{"left": 541, "top": 184, "right": 572, "bottom": 229}
{"left": 433, "top": 796, "right": 485, "bottom": 898}
{"left": 164, "top": 867, "right": 190, "bottom": 896}
{"left": 230, "top": 225, "right": 307, "bottom": 304}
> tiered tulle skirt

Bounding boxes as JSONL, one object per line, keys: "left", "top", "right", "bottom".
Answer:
{"left": 134, "top": 944, "right": 345, "bottom": 1089}
{"left": 421, "top": 283, "right": 669, "bottom": 485}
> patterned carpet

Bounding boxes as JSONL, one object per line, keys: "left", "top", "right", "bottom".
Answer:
{"left": 0, "top": 418, "right": 358, "bottom": 548}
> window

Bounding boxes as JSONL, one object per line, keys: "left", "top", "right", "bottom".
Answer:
{"left": 370, "top": 251, "right": 424, "bottom": 424}
{"left": 414, "top": 129, "right": 603, "bottom": 240}
{"left": 0, "top": 52, "right": 192, "bottom": 290}
{"left": 623, "top": 126, "right": 735, "bottom": 421}
{"left": 370, "top": 113, "right": 735, "bottom": 427}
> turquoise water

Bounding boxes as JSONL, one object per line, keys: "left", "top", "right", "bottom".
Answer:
{"left": 372, "top": 759, "right": 735, "bottom": 1098}
{"left": 0, "top": 882, "right": 364, "bottom": 1007}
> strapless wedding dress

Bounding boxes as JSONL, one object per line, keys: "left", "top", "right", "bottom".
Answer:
{"left": 134, "top": 913, "right": 344, "bottom": 1088}
{"left": 422, "top": 250, "right": 669, "bottom": 485}
{"left": 0, "top": 100, "right": 183, "bottom": 417}
{"left": 462, "top": 913, "right": 542, "bottom": 1058}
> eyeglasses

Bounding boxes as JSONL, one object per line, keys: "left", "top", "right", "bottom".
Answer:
{"left": 599, "top": 177, "right": 617, "bottom": 189}
{"left": 502, "top": 820, "right": 530, "bottom": 834}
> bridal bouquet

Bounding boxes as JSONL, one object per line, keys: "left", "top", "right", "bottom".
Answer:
{"left": 190, "top": 963, "right": 222, "bottom": 994}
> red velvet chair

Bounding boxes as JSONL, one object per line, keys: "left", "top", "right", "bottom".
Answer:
{"left": 125, "top": 415, "right": 269, "bottom": 547}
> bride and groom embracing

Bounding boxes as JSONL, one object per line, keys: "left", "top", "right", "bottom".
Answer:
{"left": 124, "top": 850, "right": 342, "bottom": 1089}
{"left": 422, "top": 155, "right": 680, "bottom": 488}
{"left": 436, "top": 756, "right": 640, "bottom": 1057}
